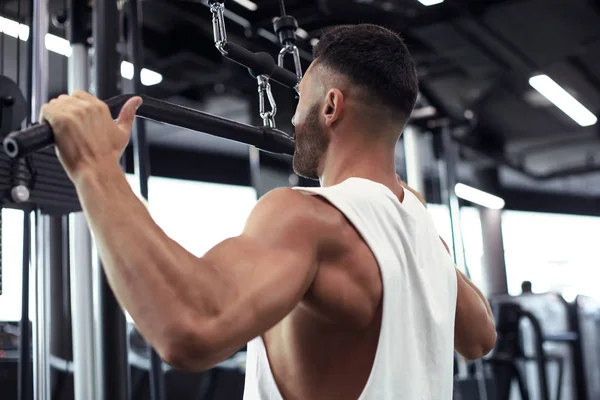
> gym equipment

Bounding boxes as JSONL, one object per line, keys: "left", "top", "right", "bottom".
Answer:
{"left": 3, "top": 95, "right": 295, "bottom": 159}
{"left": 208, "top": 0, "right": 300, "bottom": 90}
{"left": 488, "top": 301, "right": 550, "bottom": 400}
{"left": 488, "top": 293, "right": 597, "bottom": 400}
{"left": 0, "top": 76, "right": 27, "bottom": 135}
{"left": 569, "top": 295, "right": 600, "bottom": 400}
{"left": 0, "top": 74, "right": 27, "bottom": 299}
{"left": 2, "top": 1, "right": 303, "bottom": 400}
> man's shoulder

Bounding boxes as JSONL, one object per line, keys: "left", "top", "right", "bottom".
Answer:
{"left": 253, "top": 188, "right": 345, "bottom": 233}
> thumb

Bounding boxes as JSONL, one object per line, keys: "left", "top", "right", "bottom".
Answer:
{"left": 116, "top": 96, "right": 143, "bottom": 131}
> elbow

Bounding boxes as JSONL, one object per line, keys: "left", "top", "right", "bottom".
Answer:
{"left": 157, "top": 322, "right": 217, "bottom": 372}
{"left": 463, "top": 325, "right": 497, "bottom": 361}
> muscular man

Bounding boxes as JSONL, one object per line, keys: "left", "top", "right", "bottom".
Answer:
{"left": 41, "top": 24, "right": 496, "bottom": 399}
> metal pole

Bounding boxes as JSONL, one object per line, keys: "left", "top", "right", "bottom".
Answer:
{"left": 126, "top": 1, "right": 164, "bottom": 398}
{"left": 31, "top": 0, "right": 51, "bottom": 398}
{"left": 439, "top": 124, "right": 466, "bottom": 271}
{"left": 31, "top": 0, "right": 49, "bottom": 119}
{"left": 476, "top": 168, "right": 508, "bottom": 296}
{"left": 69, "top": 214, "right": 99, "bottom": 400}
{"left": 67, "top": 1, "right": 98, "bottom": 398}
{"left": 33, "top": 211, "right": 52, "bottom": 400}
{"left": 19, "top": 210, "right": 32, "bottom": 400}
{"left": 93, "top": 0, "right": 130, "bottom": 397}
{"left": 438, "top": 124, "right": 475, "bottom": 387}
{"left": 403, "top": 125, "right": 424, "bottom": 194}
{"left": 48, "top": 215, "right": 71, "bottom": 400}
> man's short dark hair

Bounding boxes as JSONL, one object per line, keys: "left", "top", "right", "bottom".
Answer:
{"left": 313, "top": 24, "right": 419, "bottom": 120}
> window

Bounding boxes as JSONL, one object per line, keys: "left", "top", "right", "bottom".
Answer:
{"left": 502, "top": 210, "right": 600, "bottom": 300}
{"left": 0, "top": 177, "right": 257, "bottom": 322}
{"left": 127, "top": 176, "right": 257, "bottom": 256}
{"left": 0, "top": 208, "right": 25, "bottom": 321}
{"left": 426, "top": 204, "right": 485, "bottom": 289}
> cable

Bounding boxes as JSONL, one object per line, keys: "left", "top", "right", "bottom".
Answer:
{"left": 279, "top": 0, "right": 286, "bottom": 16}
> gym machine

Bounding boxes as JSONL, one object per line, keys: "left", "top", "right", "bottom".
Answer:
{"left": 2, "top": 1, "right": 304, "bottom": 399}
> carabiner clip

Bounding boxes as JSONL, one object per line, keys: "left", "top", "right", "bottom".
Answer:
{"left": 257, "top": 75, "right": 277, "bottom": 128}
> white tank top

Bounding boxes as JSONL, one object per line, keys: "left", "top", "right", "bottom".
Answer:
{"left": 243, "top": 177, "right": 458, "bottom": 399}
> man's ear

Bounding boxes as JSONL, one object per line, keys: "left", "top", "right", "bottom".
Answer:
{"left": 323, "top": 88, "right": 344, "bottom": 127}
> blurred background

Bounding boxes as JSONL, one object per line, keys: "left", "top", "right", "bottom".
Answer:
{"left": 1, "top": 0, "right": 600, "bottom": 399}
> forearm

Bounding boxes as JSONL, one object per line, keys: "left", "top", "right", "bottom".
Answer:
{"left": 454, "top": 270, "right": 496, "bottom": 359}
{"left": 74, "top": 164, "right": 218, "bottom": 353}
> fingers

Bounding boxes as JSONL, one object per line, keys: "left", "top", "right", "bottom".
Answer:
{"left": 71, "top": 90, "right": 97, "bottom": 103}
{"left": 116, "top": 96, "right": 143, "bottom": 132}
{"left": 40, "top": 92, "right": 110, "bottom": 124}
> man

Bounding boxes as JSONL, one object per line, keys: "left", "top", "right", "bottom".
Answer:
{"left": 41, "top": 24, "right": 496, "bottom": 399}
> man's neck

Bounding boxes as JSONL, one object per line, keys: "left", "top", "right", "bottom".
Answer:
{"left": 319, "top": 142, "right": 398, "bottom": 188}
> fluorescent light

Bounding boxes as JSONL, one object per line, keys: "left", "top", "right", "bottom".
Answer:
{"left": 121, "top": 61, "right": 163, "bottom": 86}
{"left": 310, "top": 38, "right": 319, "bottom": 47}
{"left": 0, "top": 16, "right": 29, "bottom": 40}
{"left": 417, "top": 0, "right": 444, "bottom": 5}
{"left": 529, "top": 74, "right": 597, "bottom": 127}
{"left": 455, "top": 183, "right": 505, "bottom": 209}
{"left": 45, "top": 34, "right": 72, "bottom": 57}
{"left": 140, "top": 68, "right": 163, "bottom": 86}
{"left": 1, "top": 16, "right": 162, "bottom": 86}
{"left": 232, "top": 0, "right": 257, "bottom": 11}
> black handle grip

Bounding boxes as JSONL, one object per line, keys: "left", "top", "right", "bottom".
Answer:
{"left": 3, "top": 94, "right": 295, "bottom": 158}
{"left": 4, "top": 123, "right": 54, "bottom": 158}
{"left": 224, "top": 42, "right": 298, "bottom": 88}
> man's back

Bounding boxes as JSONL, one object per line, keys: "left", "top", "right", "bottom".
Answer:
{"left": 243, "top": 178, "right": 457, "bottom": 399}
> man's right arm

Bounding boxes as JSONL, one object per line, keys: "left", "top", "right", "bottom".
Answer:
{"left": 398, "top": 178, "right": 497, "bottom": 359}
{"left": 454, "top": 269, "right": 497, "bottom": 360}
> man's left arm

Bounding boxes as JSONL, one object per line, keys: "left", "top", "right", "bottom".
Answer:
{"left": 41, "top": 92, "right": 320, "bottom": 371}
{"left": 77, "top": 167, "right": 319, "bottom": 370}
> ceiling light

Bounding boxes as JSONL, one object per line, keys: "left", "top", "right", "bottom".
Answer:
{"left": 454, "top": 183, "right": 505, "bottom": 209}
{"left": 232, "top": 0, "right": 257, "bottom": 11}
{"left": 1, "top": 16, "right": 162, "bottom": 86}
{"left": 529, "top": 74, "right": 597, "bottom": 127}
{"left": 0, "top": 16, "right": 29, "bottom": 40}
{"left": 45, "top": 34, "right": 72, "bottom": 57}
{"left": 121, "top": 61, "right": 163, "bottom": 86}
{"left": 417, "top": 0, "right": 444, "bottom": 6}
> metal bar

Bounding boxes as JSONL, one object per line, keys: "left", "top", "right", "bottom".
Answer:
{"left": 223, "top": 42, "right": 298, "bottom": 88}
{"left": 68, "top": 2, "right": 98, "bottom": 397}
{"left": 440, "top": 124, "right": 466, "bottom": 271}
{"left": 33, "top": 211, "right": 51, "bottom": 400}
{"left": 49, "top": 215, "right": 72, "bottom": 362}
{"left": 69, "top": 213, "right": 99, "bottom": 400}
{"left": 30, "top": 0, "right": 51, "bottom": 398}
{"left": 126, "top": 1, "right": 164, "bottom": 398}
{"left": 4, "top": 95, "right": 296, "bottom": 158}
{"left": 19, "top": 210, "right": 31, "bottom": 400}
{"left": 402, "top": 125, "right": 424, "bottom": 194}
{"left": 521, "top": 310, "right": 550, "bottom": 400}
{"left": 93, "top": 0, "right": 130, "bottom": 398}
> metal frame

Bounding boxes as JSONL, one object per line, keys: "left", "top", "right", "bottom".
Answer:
{"left": 67, "top": 1, "right": 99, "bottom": 397}
{"left": 403, "top": 125, "right": 425, "bottom": 194}
{"left": 93, "top": 0, "right": 130, "bottom": 397}
{"left": 30, "top": 1, "right": 52, "bottom": 399}
{"left": 125, "top": 0, "right": 165, "bottom": 398}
